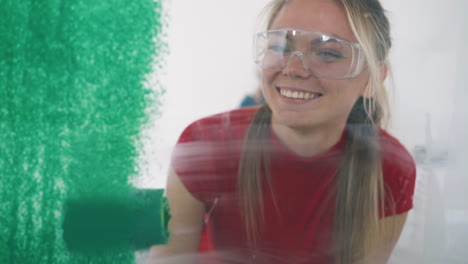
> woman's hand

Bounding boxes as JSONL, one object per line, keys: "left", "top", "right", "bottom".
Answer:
{"left": 147, "top": 169, "right": 205, "bottom": 263}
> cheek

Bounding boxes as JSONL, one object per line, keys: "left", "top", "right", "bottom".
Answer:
{"left": 260, "top": 71, "right": 278, "bottom": 96}
{"left": 261, "top": 70, "right": 276, "bottom": 86}
{"left": 337, "top": 76, "right": 368, "bottom": 96}
{"left": 324, "top": 80, "right": 365, "bottom": 109}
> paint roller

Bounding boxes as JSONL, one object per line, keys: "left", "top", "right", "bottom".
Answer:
{"left": 63, "top": 188, "right": 171, "bottom": 254}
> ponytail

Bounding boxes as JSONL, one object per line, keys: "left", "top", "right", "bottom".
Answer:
{"left": 238, "top": 104, "right": 273, "bottom": 247}
{"left": 333, "top": 97, "right": 385, "bottom": 263}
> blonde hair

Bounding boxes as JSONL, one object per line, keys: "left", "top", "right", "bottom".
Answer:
{"left": 238, "top": 0, "right": 396, "bottom": 263}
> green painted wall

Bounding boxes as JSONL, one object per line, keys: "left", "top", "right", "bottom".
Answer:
{"left": 0, "top": 1, "right": 165, "bottom": 263}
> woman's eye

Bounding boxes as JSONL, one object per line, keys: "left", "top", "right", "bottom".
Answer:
{"left": 315, "top": 50, "right": 344, "bottom": 61}
{"left": 268, "top": 44, "right": 289, "bottom": 53}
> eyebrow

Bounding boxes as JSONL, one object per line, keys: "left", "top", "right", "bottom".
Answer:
{"left": 268, "top": 30, "right": 351, "bottom": 49}
{"left": 310, "top": 36, "right": 340, "bottom": 45}
{"left": 280, "top": 30, "right": 345, "bottom": 43}
{"left": 287, "top": 34, "right": 342, "bottom": 47}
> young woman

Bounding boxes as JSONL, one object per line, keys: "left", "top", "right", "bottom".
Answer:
{"left": 149, "top": 0, "right": 416, "bottom": 263}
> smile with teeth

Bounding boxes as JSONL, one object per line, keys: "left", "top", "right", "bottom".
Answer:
{"left": 278, "top": 87, "right": 322, "bottom": 100}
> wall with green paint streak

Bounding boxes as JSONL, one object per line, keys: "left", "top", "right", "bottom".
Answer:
{"left": 0, "top": 1, "right": 166, "bottom": 263}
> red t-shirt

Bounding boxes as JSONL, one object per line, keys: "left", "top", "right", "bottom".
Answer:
{"left": 171, "top": 107, "right": 416, "bottom": 264}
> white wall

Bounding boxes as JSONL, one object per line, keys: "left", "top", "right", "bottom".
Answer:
{"left": 382, "top": 1, "right": 467, "bottom": 263}
{"left": 139, "top": 0, "right": 468, "bottom": 262}
{"left": 159, "top": 0, "right": 271, "bottom": 143}
{"left": 138, "top": 0, "right": 270, "bottom": 188}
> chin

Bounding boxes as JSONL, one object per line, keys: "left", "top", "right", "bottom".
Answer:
{"left": 273, "top": 113, "right": 319, "bottom": 130}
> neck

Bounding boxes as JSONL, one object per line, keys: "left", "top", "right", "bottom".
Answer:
{"left": 271, "top": 120, "right": 347, "bottom": 158}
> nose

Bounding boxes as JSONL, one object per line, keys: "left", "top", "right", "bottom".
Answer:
{"left": 282, "top": 51, "right": 311, "bottom": 79}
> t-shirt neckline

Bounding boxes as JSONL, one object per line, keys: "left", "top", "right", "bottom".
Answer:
{"left": 269, "top": 126, "right": 348, "bottom": 163}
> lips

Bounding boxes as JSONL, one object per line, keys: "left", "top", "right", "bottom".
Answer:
{"left": 276, "top": 87, "right": 323, "bottom": 100}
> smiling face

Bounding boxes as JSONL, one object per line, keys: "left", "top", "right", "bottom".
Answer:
{"left": 262, "top": 0, "right": 370, "bottom": 132}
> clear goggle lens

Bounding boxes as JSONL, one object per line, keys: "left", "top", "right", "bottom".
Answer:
{"left": 254, "top": 28, "right": 365, "bottom": 79}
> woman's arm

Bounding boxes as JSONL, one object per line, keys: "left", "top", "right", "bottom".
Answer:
{"left": 147, "top": 168, "right": 205, "bottom": 263}
{"left": 371, "top": 212, "right": 408, "bottom": 264}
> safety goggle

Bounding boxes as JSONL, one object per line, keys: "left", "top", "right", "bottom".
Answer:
{"left": 254, "top": 28, "right": 365, "bottom": 79}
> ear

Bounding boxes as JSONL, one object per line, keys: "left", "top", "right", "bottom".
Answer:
{"left": 380, "top": 62, "right": 388, "bottom": 82}
{"left": 360, "top": 62, "right": 388, "bottom": 98}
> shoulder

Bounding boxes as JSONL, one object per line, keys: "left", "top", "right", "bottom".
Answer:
{"left": 171, "top": 107, "right": 259, "bottom": 203}
{"left": 379, "top": 129, "right": 415, "bottom": 173}
{"left": 177, "top": 106, "right": 259, "bottom": 143}
{"left": 379, "top": 129, "right": 417, "bottom": 215}
{"left": 172, "top": 106, "right": 258, "bottom": 171}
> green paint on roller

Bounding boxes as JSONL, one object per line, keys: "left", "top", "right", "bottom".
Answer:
{"left": 0, "top": 0, "right": 167, "bottom": 263}
{"left": 63, "top": 189, "right": 171, "bottom": 254}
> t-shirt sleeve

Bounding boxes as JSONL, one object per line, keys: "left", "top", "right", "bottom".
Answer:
{"left": 380, "top": 133, "right": 417, "bottom": 217}
{"left": 170, "top": 109, "right": 255, "bottom": 207}
{"left": 170, "top": 120, "right": 219, "bottom": 205}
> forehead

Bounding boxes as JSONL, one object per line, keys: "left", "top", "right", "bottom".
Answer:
{"left": 271, "top": 0, "right": 356, "bottom": 43}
